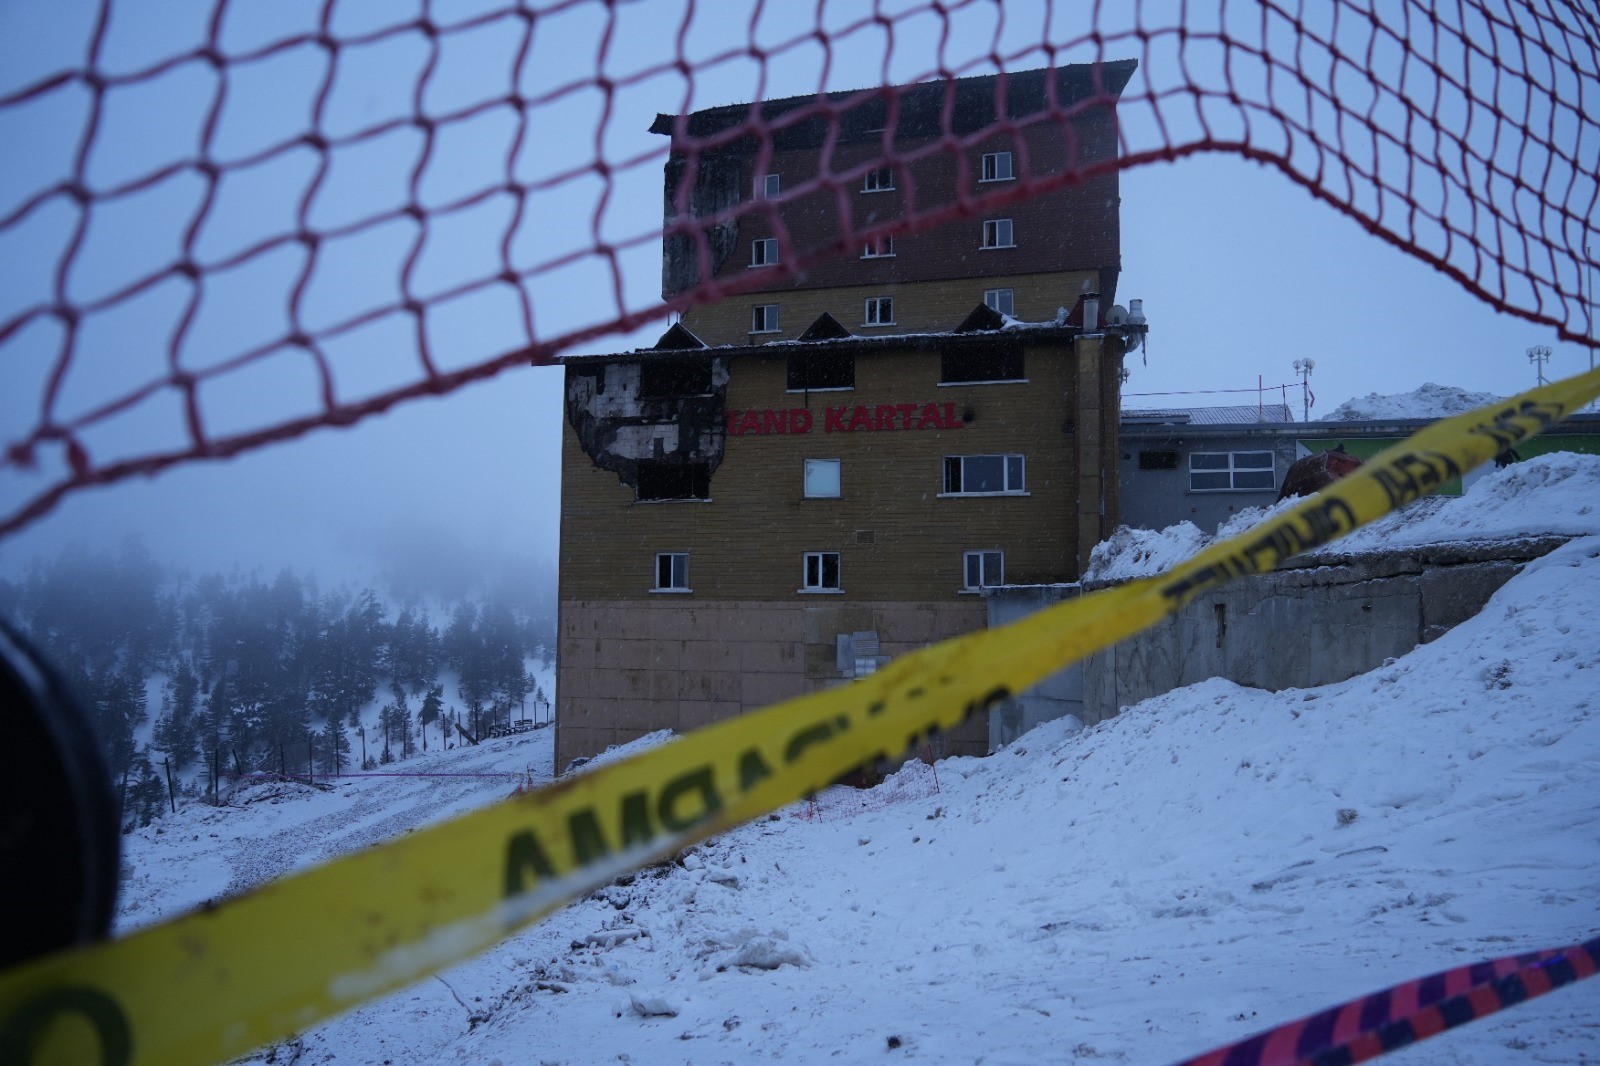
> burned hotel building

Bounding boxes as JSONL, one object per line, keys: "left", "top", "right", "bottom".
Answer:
{"left": 555, "top": 62, "right": 1146, "bottom": 771}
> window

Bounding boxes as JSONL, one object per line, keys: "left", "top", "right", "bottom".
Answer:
{"left": 654, "top": 552, "right": 689, "bottom": 592}
{"left": 759, "top": 173, "right": 780, "bottom": 199}
{"left": 944, "top": 454, "right": 1025, "bottom": 495}
{"left": 750, "top": 238, "right": 777, "bottom": 267}
{"left": 787, "top": 350, "right": 854, "bottom": 390}
{"left": 963, "top": 551, "right": 1004, "bottom": 590}
{"left": 804, "top": 458, "right": 841, "bottom": 498}
{"left": 861, "top": 235, "right": 895, "bottom": 258}
{"left": 862, "top": 166, "right": 894, "bottom": 192}
{"left": 638, "top": 358, "right": 711, "bottom": 399}
{"left": 940, "top": 343, "right": 1024, "bottom": 383}
{"left": 637, "top": 461, "right": 710, "bottom": 501}
{"left": 1190, "top": 451, "right": 1276, "bottom": 492}
{"left": 1139, "top": 450, "right": 1179, "bottom": 470}
{"left": 751, "top": 304, "right": 780, "bottom": 334}
{"left": 802, "top": 551, "right": 841, "bottom": 591}
{"left": 982, "top": 219, "right": 1014, "bottom": 248}
{"left": 981, "top": 151, "right": 1014, "bottom": 182}
{"left": 983, "top": 288, "right": 1015, "bottom": 316}
{"left": 863, "top": 296, "right": 894, "bottom": 326}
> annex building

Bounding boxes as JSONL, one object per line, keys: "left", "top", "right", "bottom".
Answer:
{"left": 556, "top": 61, "right": 1144, "bottom": 772}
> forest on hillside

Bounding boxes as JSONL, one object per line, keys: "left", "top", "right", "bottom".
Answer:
{"left": 0, "top": 541, "right": 556, "bottom": 831}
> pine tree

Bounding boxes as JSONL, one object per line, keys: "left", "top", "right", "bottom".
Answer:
{"left": 419, "top": 684, "right": 443, "bottom": 752}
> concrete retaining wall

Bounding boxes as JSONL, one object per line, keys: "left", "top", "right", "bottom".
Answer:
{"left": 988, "top": 538, "right": 1566, "bottom": 749}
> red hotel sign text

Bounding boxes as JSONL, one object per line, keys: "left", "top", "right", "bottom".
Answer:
{"left": 725, "top": 402, "right": 965, "bottom": 436}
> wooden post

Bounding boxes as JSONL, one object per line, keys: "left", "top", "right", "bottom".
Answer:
{"left": 308, "top": 736, "right": 315, "bottom": 785}
{"left": 163, "top": 757, "right": 176, "bottom": 814}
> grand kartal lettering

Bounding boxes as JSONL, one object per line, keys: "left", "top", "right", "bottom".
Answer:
{"left": 725, "top": 402, "right": 966, "bottom": 436}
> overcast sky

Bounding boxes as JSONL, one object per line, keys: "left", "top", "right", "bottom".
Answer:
{"left": 1, "top": 0, "right": 1594, "bottom": 588}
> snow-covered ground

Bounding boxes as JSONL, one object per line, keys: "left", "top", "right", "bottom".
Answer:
{"left": 113, "top": 462, "right": 1600, "bottom": 1065}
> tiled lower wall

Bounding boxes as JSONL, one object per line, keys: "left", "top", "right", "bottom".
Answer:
{"left": 556, "top": 597, "right": 988, "bottom": 772}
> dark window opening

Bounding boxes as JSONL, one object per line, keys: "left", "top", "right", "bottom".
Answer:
{"left": 638, "top": 358, "right": 712, "bottom": 399}
{"left": 940, "top": 345, "right": 1024, "bottom": 384}
{"left": 788, "top": 350, "right": 855, "bottom": 390}
{"left": 1139, "top": 450, "right": 1179, "bottom": 470}
{"left": 637, "top": 462, "right": 710, "bottom": 500}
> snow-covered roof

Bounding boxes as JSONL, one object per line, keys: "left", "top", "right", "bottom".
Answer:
{"left": 1122, "top": 403, "right": 1296, "bottom": 425}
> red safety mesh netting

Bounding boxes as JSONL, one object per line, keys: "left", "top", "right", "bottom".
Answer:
{"left": 1, "top": 0, "right": 1596, "bottom": 538}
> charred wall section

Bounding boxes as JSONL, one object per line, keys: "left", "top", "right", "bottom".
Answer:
{"left": 564, "top": 356, "right": 731, "bottom": 495}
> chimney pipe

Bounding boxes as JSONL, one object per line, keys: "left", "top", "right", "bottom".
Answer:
{"left": 1082, "top": 291, "right": 1100, "bottom": 331}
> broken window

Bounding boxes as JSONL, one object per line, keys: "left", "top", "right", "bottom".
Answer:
{"left": 637, "top": 461, "right": 710, "bottom": 501}
{"left": 638, "top": 358, "right": 712, "bottom": 399}
{"left": 982, "top": 218, "right": 1014, "bottom": 248}
{"left": 862, "top": 166, "right": 895, "bottom": 192}
{"left": 787, "top": 350, "right": 854, "bottom": 391}
{"left": 940, "top": 344, "right": 1023, "bottom": 383}
{"left": 981, "top": 151, "right": 1014, "bottom": 182}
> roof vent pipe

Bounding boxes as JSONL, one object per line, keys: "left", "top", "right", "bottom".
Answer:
{"left": 1127, "top": 298, "right": 1145, "bottom": 326}
{"left": 1082, "top": 291, "right": 1099, "bottom": 331}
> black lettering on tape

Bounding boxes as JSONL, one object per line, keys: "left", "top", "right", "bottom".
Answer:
{"left": 619, "top": 791, "right": 652, "bottom": 850}
{"left": 784, "top": 719, "right": 842, "bottom": 764}
{"left": 0, "top": 986, "right": 132, "bottom": 1066}
{"left": 568, "top": 809, "right": 611, "bottom": 865}
{"left": 737, "top": 748, "right": 774, "bottom": 791}
{"left": 657, "top": 767, "right": 722, "bottom": 832}
{"left": 504, "top": 830, "right": 557, "bottom": 897}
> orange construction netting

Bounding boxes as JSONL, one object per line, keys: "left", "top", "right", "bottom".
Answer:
{"left": 1, "top": 0, "right": 1596, "bottom": 537}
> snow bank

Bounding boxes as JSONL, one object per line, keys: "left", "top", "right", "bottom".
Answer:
{"left": 1089, "top": 452, "right": 1600, "bottom": 581}
{"left": 1328, "top": 381, "right": 1504, "bottom": 421}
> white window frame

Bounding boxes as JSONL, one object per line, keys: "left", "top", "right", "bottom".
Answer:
{"left": 750, "top": 238, "right": 778, "bottom": 267}
{"left": 942, "top": 454, "right": 1026, "bottom": 496}
{"left": 982, "top": 218, "right": 1015, "bottom": 249}
{"left": 751, "top": 304, "right": 780, "bottom": 334}
{"left": 983, "top": 288, "right": 1015, "bottom": 316}
{"left": 653, "top": 552, "right": 690, "bottom": 593}
{"left": 861, "top": 235, "right": 895, "bottom": 258}
{"left": 981, "top": 151, "right": 1014, "bottom": 182}
{"left": 759, "top": 173, "right": 780, "bottom": 199}
{"left": 804, "top": 458, "right": 841, "bottom": 498}
{"left": 962, "top": 550, "right": 1004, "bottom": 590}
{"left": 862, "top": 166, "right": 895, "bottom": 193}
{"left": 1189, "top": 451, "right": 1277, "bottom": 492}
{"left": 863, "top": 296, "right": 894, "bottom": 327}
{"left": 801, "top": 551, "right": 842, "bottom": 593}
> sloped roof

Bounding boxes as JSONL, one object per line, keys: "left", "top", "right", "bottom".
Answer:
{"left": 1122, "top": 404, "right": 1297, "bottom": 426}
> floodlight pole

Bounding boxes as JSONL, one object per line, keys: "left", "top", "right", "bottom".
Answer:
{"left": 1528, "top": 345, "right": 1552, "bottom": 387}
{"left": 1292, "top": 358, "right": 1315, "bottom": 422}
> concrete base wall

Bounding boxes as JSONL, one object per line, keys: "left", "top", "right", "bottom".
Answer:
{"left": 986, "top": 585, "right": 1087, "bottom": 750}
{"left": 557, "top": 597, "right": 987, "bottom": 772}
{"left": 989, "top": 540, "right": 1565, "bottom": 747}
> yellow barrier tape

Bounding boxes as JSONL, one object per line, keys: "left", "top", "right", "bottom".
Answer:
{"left": 3, "top": 368, "right": 1597, "bottom": 1066}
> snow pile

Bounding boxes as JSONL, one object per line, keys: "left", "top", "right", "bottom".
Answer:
{"left": 1328, "top": 382, "right": 1504, "bottom": 421}
{"left": 207, "top": 536, "right": 1600, "bottom": 1064}
{"left": 1088, "top": 452, "right": 1600, "bottom": 581}
{"left": 1084, "top": 520, "right": 1208, "bottom": 582}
